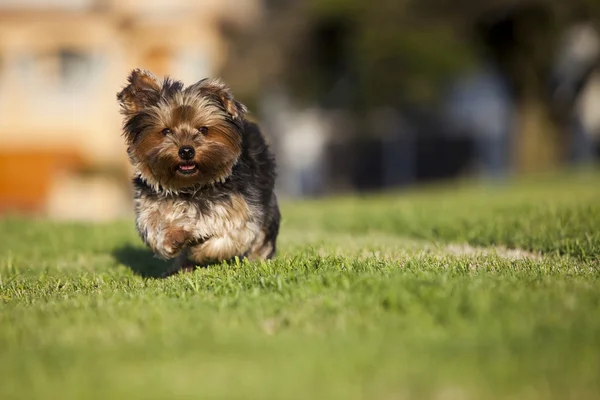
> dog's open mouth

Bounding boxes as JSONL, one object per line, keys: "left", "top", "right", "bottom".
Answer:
{"left": 177, "top": 163, "right": 197, "bottom": 175}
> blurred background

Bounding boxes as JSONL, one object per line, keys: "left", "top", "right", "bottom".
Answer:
{"left": 0, "top": 0, "right": 598, "bottom": 221}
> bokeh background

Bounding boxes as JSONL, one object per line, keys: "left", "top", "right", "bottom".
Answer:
{"left": 0, "top": 0, "right": 598, "bottom": 221}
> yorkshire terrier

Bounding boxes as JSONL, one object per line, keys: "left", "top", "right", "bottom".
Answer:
{"left": 117, "top": 69, "right": 280, "bottom": 277}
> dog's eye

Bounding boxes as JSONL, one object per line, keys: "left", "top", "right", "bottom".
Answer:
{"left": 162, "top": 128, "right": 172, "bottom": 136}
{"left": 197, "top": 127, "right": 208, "bottom": 135}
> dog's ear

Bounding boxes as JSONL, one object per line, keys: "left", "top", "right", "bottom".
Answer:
{"left": 117, "top": 69, "right": 162, "bottom": 115}
{"left": 187, "top": 78, "right": 247, "bottom": 120}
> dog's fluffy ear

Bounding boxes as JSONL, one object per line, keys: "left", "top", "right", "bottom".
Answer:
{"left": 117, "top": 69, "right": 162, "bottom": 114}
{"left": 187, "top": 78, "right": 247, "bottom": 120}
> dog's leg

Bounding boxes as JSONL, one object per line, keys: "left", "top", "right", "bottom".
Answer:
{"left": 160, "top": 247, "right": 196, "bottom": 277}
{"left": 246, "top": 194, "right": 280, "bottom": 260}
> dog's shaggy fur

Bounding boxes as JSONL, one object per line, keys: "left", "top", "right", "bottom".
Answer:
{"left": 117, "top": 69, "right": 280, "bottom": 276}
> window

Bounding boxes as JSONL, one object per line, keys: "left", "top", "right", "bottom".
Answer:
{"left": 58, "top": 49, "right": 93, "bottom": 88}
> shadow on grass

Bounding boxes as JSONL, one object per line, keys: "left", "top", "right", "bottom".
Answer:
{"left": 112, "top": 245, "right": 167, "bottom": 278}
{"left": 113, "top": 245, "right": 244, "bottom": 279}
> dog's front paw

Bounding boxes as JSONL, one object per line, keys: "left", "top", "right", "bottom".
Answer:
{"left": 156, "top": 227, "right": 190, "bottom": 259}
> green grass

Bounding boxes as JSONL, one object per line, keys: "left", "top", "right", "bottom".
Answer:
{"left": 1, "top": 170, "right": 599, "bottom": 399}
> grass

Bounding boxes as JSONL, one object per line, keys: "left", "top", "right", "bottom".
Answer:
{"left": 1, "top": 170, "right": 599, "bottom": 399}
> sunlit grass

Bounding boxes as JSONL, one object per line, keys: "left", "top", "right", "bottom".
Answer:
{"left": 1, "top": 170, "right": 599, "bottom": 399}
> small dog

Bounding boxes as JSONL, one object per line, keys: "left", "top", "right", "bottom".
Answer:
{"left": 117, "top": 69, "right": 280, "bottom": 276}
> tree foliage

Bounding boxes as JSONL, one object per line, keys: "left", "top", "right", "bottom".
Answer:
{"left": 242, "top": 0, "right": 600, "bottom": 110}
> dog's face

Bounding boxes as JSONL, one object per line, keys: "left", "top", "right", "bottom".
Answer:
{"left": 117, "top": 69, "right": 246, "bottom": 191}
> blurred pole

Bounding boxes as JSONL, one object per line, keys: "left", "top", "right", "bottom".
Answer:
{"left": 370, "top": 107, "right": 415, "bottom": 188}
{"left": 570, "top": 114, "right": 595, "bottom": 165}
{"left": 475, "top": 68, "right": 515, "bottom": 180}
{"left": 383, "top": 128, "right": 415, "bottom": 188}
{"left": 445, "top": 65, "right": 514, "bottom": 180}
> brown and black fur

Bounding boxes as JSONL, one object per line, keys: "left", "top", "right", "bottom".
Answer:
{"left": 117, "top": 69, "right": 280, "bottom": 276}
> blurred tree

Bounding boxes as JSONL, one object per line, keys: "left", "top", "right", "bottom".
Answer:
{"left": 416, "top": 0, "right": 582, "bottom": 172}
{"left": 471, "top": 1, "right": 563, "bottom": 172}
{"left": 287, "top": 0, "right": 478, "bottom": 109}
{"left": 220, "top": 0, "right": 600, "bottom": 172}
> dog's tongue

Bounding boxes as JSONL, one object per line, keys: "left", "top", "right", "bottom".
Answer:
{"left": 180, "top": 164, "right": 195, "bottom": 171}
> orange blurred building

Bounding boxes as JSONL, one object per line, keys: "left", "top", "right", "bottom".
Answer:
{"left": 0, "top": 0, "right": 260, "bottom": 220}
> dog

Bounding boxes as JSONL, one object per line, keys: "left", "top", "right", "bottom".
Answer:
{"left": 117, "top": 69, "right": 280, "bottom": 276}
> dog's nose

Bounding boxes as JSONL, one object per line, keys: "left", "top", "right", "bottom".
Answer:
{"left": 178, "top": 146, "right": 195, "bottom": 160}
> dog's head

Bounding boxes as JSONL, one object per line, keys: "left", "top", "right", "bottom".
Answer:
{"left": 117, "top": 69, "right": 246, "bottom": 192}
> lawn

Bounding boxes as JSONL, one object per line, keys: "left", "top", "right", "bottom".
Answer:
{"left": 1, "top": 170, "right": 599, "bottom": 399}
